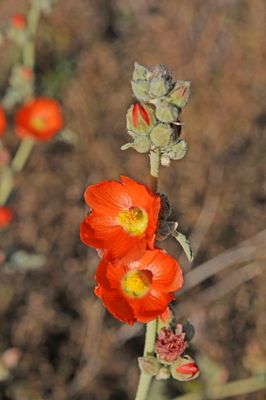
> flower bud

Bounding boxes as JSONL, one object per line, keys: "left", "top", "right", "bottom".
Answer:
{"left": 131, "top": 80, "right": 150, "bottom": 102}
{"left": 155, "top": 101, "right": 179, "bottom": 123}
{"left": 0, "top": 207, "right": 13, "bottom": 228}
{"left": 150, "top": 124, "right": 173, "bottom": 147}
{"left": 156, "top": 366, "right": 170, "bottom": 380}
{"left": 169, "top": 81, "right": 191, "bottom": 108}
{"left": 11, "top": 14, "right": 26, "bottom": 29}
{"left": 159, "top": 193, "right": 172, "bottom": 219}
{"left": 138, "top": 356, "right": 159, "bottom": 376}
{"left": 155, "top": 327, "right": 188, "bottom": 364}
{"left": 133, "top": 136, "right": 151, "bottom": 153}
{"left": 132, "top": 62, "right": 149, "bottom": 81}
{"left": 170, "top": 356, "right": 200, "bottom": 381}
{"left": 167, "top": 140, "right": 187, "bottom": 160}
{"left": 126, "top": 104, "right": 155, "bottom": 136}
{"left": 149, "top": 77, "right": 171, "bottom": 98}
{"left": 161, "top": 154, "right": 170, "bottom": 167}
{"left": 0, "top": 106, "right": 7, "bottom": 136}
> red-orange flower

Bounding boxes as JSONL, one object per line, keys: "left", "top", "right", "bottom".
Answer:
{"left": 94, "top": 249, "right": 183, "bottom": 325}
{"left": 80, "top": 176, "right": 161, "bottom": 262}
{"left": 11, "top": 14, "right": 26, "bottom": 29}
{"left": 0, "top": 207, "right": 13, "bottom": 228}
{"left": 0, "top": 106, "right": 7, "bottom": 136}
{"left": 15, "top": 98, "right": 64, "bottom": 141}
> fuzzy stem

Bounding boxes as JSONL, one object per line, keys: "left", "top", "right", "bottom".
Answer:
{"left": 149, "top": 148, "right": 160, "bottom": 192}
{"left": 11, "top": 138, "right": 35, "bottom": 173}
{"left": 134, "top": 319, "right": 157, "bottom": 400}
{"left": 134, "top": 147, "right": 161, "bottom": 400}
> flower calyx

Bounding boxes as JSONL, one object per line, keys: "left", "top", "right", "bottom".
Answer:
{"left": 138, "top": 356, "right": 159, "bottom": 376}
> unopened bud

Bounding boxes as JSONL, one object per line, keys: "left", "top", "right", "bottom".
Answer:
{"left": 167, "top": 140, "right": 187, "bottom": 160}
{"left": 159, "top": 193, "right": 172, "bottom": 219}
{"left": 132, "top": 62, "right": 149, "bottom": 81}
{"left": 131, "top": 80, "right": 150, "bottom": 102}
{"left": 170, "top": 356, "right": 200, "bottom": 381}
{"left": 156, "top": 366, "right": 170, "bottom": 380}
{"left": 133, "top": 136, "right": 151, "bottom": 153}
{"left": 126, "top": 104, "right": 155, "bottom": 135}
{"left": 138, "top": 356, "right": 159, "bottom": 376}
{"left": 169, "top": 81, "right": 191, "bottom": 108}
{"left": 11, "top": 14, "right": 26, "bottom": 29}
{"left": 150, "top": 123, "right": 173, "bottom": 147}
{"left": 160, "top": 154, "right": 171, "bottom": 167}
{"left": 149, "top": 77, "right": 171, "bottom": 98}
{"left": 155, "top": 101, "right": 179, "bottom": 123}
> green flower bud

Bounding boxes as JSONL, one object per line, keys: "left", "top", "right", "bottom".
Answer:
{"left": 156, "top": 366, "right": 170, "bottom": 380}
{"left": 149, "top": 77, "right": 171, "bottom": 98}
{"left": 160, "top": 154, "right": 171, "bottom": 167}
{"left": 150, "top": 124, "right": 173, "bottom": 147}
{"left": 133, "top": 136, "right": 151, "bottom": 153}
{"left": 121, "top": 135, "right": 151, "bottom": 153}
{"left": 131, "top": 80, "right": 150, "bottom": 102}
{"left": 126, "top": 104, "right": 155, "bottom": 135}
{"left": 169, "top": 81, "right": 191, "bottom": 108}
{"left": 132, "top": 62, "right": 149, "bottom": 81}
{"left": 167, "top": 139, "right": 187, "bottom": 160}
{"left": 155, "top": 101, "right": 179, "bottom": 123}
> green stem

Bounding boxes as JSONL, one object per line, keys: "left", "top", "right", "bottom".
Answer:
{"left": 149, "top": 148, "right": 160, "bottom": 192}
{"left": 11, "top": 138, "right": 35, "bottom": 173}
{"left": 134, "top": 147, "right": 162, "bottom": 400}
{"left": 0, "top": 4, "right": 40, "bottom": 206}
{"left": 134, "top": 319, "right": 157, "bottom": 400}
{"left": 22, "top": 4, "right": 41, "bottom": 68}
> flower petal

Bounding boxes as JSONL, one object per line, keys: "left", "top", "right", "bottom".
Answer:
{"left": 85, "top": 180, "right": 131, "bottom": 215}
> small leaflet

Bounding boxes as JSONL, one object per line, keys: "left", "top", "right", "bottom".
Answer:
{"left": 172, "top": 230, "right": 193, "bottom": 262}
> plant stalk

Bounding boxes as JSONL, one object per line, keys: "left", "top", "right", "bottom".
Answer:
{"left": 134, "top": 147, "right": 161, "bottom": 400}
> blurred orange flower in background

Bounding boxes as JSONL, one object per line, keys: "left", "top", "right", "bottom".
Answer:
{"left": 94, "top": 249, "right": 183, "bottom": 324}
{"left": 0, "top": 207, "right": 13, "bottom": 228}
{"left": 15, "top": 98, "right": 64, "bottom": 141}
{"left": 0, "top": 106, "right": 7, "bottom": 136}
{"left": 80, "top": 176, "right": 161, "bottom": 262}
{"left": 11, "top": 14, "right": 26, "bottom": 29}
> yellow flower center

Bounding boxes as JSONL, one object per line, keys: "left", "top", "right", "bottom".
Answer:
{"left": 117, "top": 207, "right": 148, "bottom": 235}
{"left": 121, "top": 270, "right": 151, "bottom": 298}
{"left": 31, "top": 116, "right": 45, "bottom": 131}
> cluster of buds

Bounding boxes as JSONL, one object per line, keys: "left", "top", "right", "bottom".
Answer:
{"left": 122, "top": 62, "right": 190, "bottom": 167}
{"left": 139, "top": 320, "right": 199, "bottom": 382}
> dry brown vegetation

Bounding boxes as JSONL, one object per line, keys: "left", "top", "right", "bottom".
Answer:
{"left": 0, "top": 0, "right": 265, "bottom": 399}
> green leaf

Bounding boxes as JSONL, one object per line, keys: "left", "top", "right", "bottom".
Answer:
{"left": 172, "top": 230, "right": 193, "bottom": 262}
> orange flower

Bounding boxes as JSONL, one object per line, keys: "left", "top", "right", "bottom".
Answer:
{"left": 94, "top": 249, "right": 183, "bottom": 325}
{"left": 11, "top": 14, "right": 26, "bottom": 29}
{"left": 0, "top": 207, "right": 13, "bottom": 228}
{"left": 80, "top": 176, "right": 161, "bottom": 262}
{"left": 0, "top": 106, "right": 7, "bottom": 136}
{"left": 15, "top": 98, "right": 64, "bottom": 141}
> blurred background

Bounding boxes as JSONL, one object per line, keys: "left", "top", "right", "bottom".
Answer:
{"left": 0, "top": 0, "right": 265, "bottom": 399}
